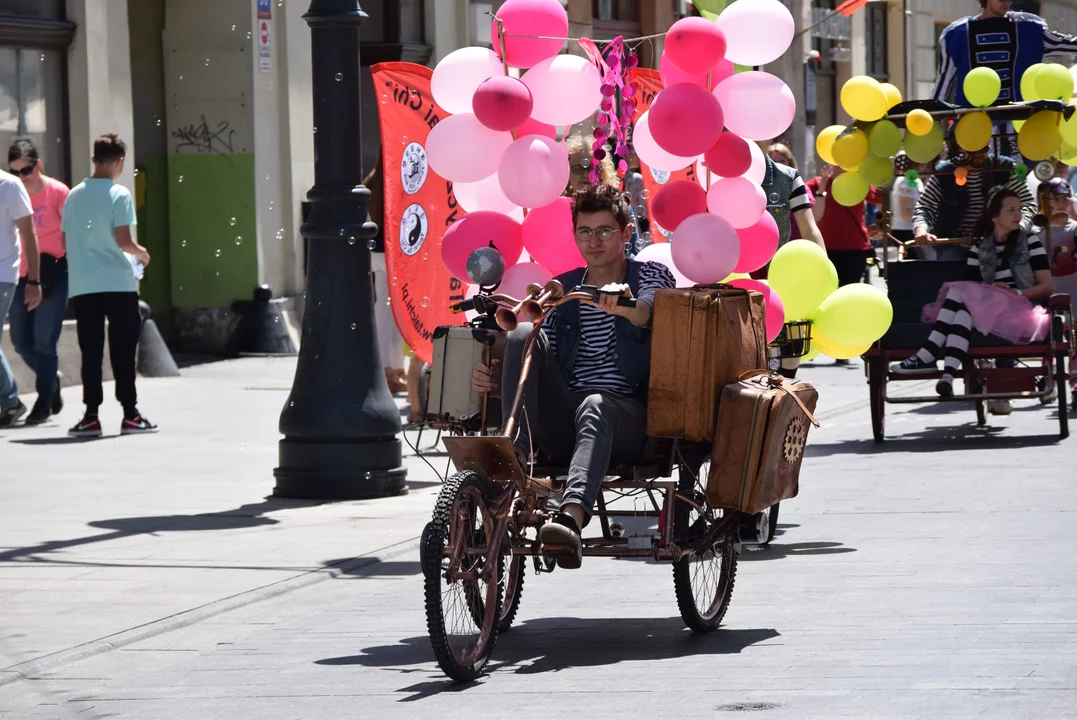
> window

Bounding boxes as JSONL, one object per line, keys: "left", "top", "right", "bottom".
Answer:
{"left": 0, "top": 47, "right": 66, "bottom": 181}
{"left": 866, "top": 3, "right": 888, "bottom": 80}
{"left": 594, "top": 0, "right": 640, "bottom": 22}
{"left": 0, "top": 0, "right": 64, "bottom": 19}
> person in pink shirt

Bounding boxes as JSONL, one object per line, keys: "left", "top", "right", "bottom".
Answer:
{"left": 7, "top": 139, "right": 70, "bottom": 425}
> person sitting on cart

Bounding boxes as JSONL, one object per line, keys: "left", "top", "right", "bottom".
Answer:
{"left": 472, "top": 183, "right": 676, "bottom": 569}
{"left": 1037, "top": 178, "right": 1077, "bottom": 408}
{"left": 912, "top": 141, "right": 1036, "bottom": 262}
{"left": 893, "top": 187, "right": 1054, "bottom": 398}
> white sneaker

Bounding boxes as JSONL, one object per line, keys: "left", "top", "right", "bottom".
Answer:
{"left": 988, "top": 399, "right": 1013, "bottom": 415}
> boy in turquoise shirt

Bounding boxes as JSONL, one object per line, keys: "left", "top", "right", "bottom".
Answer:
{"left": 63, "top": 134, "right": 157, "bottom": 437}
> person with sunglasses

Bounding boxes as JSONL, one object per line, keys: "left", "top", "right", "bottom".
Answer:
{"left": 6, "top": 140, "right": 70, "bottom": 425}
{"left": 471, "top": 183, "right": 675, "bottom": 569}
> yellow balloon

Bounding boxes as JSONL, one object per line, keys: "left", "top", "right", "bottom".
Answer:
{"left": 963, "top": 67, "right": 1002, "bottom": 108}
{"left": 815, "top": 125, "right": 845, "bottom": 165}
{"left": 1035, "top": 63, "right": 1075, "bottom": 101}
{"left": 1013, "top": 118, "right": 1025, "bottom": 132}
{"left": 841, "top": 76, "right": 888, "bottom": 122}
{"left": 955, "top": 111, "right": 993, "bottom": 152}
{"left": 720, "top": 272, "right": 750, "bottom": 283}
{"left": 906, "top": 108, "right": 934, "bottom": 136}
{"left": 802, "top": 344, "right": 823, "bottom": 362}
{"left": 832, "top": 170, "right": 870, "bottom": 206}
{"left": 1060, "top": 103, "right": 1077, "bottom": 147}
{"left": 832, "top": 128, "right": 869, "bottom": 169}
{"left": 1021, "top": 63, "right": 1046, "bottom": 102}
{"left": 880, "top": 83, "right": 902, "bottom": 110}
{"left": 812, "top": 283, "right": 893, "bottom": 348}
{"left": 812, "top": 332, "right": 871, "bottom": 360}
{"left": 1018, "top": 110, "right": 1063, "bottom": 161}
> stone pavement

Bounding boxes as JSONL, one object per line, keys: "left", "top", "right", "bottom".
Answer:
{"left": 1, "top": 357, "right": 1075, "bottom": 719}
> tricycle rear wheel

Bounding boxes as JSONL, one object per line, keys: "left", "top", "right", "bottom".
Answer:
{"left": 868, "top": 358, "right": 885, "bottom": 442}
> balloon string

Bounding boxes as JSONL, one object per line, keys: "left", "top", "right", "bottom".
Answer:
{"left": 486, "top": 14, "right": 668, "bottom": 45}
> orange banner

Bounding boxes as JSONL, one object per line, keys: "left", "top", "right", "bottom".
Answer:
{"left": 631, "top": 68, "right": 699, "bottom": 242}
{"left": 372, "top": 62, "right": 467, "bottom": 365}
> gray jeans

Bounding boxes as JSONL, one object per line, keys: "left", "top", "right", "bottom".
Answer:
{"left": 500, "top": 324, "right": 647, "bottom": 524}
{"left": 0, "top": 282, "right": 18, "bottom": 410}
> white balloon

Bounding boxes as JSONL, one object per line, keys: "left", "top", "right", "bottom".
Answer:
{"left": 716, "top": 0, "right": 795, "bottom": 67}
{"left": 431, "top": 47, "right": 505, "bottom": 115}
{"left": 522, "top": 54, "right": 603, "bottom": 126}
{"left": 634, "top": 111, "right": 695, "bottom": 173}
{"left": 453, "top": 174, "right": 524, "bottom": 221}
{"left": 427, "top": 114, "right": 513, "bottom": 183}
{"left": 634, "top": 242, "right": 694, "bottom": 288}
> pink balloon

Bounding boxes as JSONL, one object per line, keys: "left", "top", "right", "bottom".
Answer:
{"left": 714, "top": 71, "right": 796, "bottom": 142}
{"left": 734, "top": 210, "right": 780, "bottom": 274}
{"left": 707, "top": 177, "right": 766, "bottom": 229}
{"left": 729, "top": 278, "right": 786, "bottom": 343}
{"left": 633, "top": 111, "right": 695, "bottom": 172}
{"left": 427, "top": 114, "right": 513, "bottom": 183}
{"left": 659, "top": 53, "right": 734, "bottom": 90}
{"left": 651, "top": 180, "right": 707, "bottom": 233}
{"left": 431, "top": 47, "right": 504, "bottom": 114}
{"left": 705, "top": 132, "right": 752, "bottom": 178}
{"left": 696, "top": 131, "right": 766, "bottom": 186}
{"left": 671, "top": 213, "right": 740, "bottom": 284}
{"left": 498, "top": 135, "right": 570, "bottom": 209}
{"left": 649, "top": 83, "right": 724, "bottom": 158}
{"left": 523, "top": 54, "right": 603, "bottom": 126}
{"left": 518, "top": 117, "right": 557, "bottom": 139}
{"left": 716, "top": 0, "right": 795, "bottom": 67}
{"left": 664, "top": 17, "right": 727, "bottom": 75}
{"left": 472, "top": 76, "right": 533, "bottom": 132}
{"left": 441, "top": 211, "right": 523, "bottom": 280}
{"left": 521, "top": 197, "right": 585, "bottom": 274}
{"left": 452, "top": 174, "right": 524, "bottom": 221}
{"left": 635, "top": 242, "right": 694, "bottom": 288}
{"left": 500, "top": 262, "right": 554, "bottom": 300}
{"left": 491, "top": 0, "right": 567, "bottom": 69}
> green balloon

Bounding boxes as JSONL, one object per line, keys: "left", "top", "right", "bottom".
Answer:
{"left": 964, "top": 67, "right": 1001, "bottom": 107}
{"left": 693, "top": 0, "right": 726, "bottom": 13}
{"left": 868, "top": 120, "right": 902, "bottom": 158}
{"left": 768, "top": 240, "right": 839, "bottom": 321}
{"left": 832, "top": 171, "right": 870, "bottom": 206}
{"left": 903, "top": 122, "right": 944, "bottom": 163}
{"left": 860, "top": 154, "right": 895, "bottom": 187}
{"left": 905, "top": 169, "right": 919, "bottom": 184}
{"left": 812, "top": 283, "right": 894, "bottom": 347}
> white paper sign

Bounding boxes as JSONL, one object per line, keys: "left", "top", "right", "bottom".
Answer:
{"left": 258, "top": 19, "right": 272, "bottom": 73}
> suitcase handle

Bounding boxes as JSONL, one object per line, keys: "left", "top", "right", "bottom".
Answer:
{"left": 738, "top": 370, "right": 821, "bottom": 428}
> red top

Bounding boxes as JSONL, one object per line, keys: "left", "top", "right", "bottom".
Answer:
{"left": 806, "top": 175, "right": 882, "bottom": 252}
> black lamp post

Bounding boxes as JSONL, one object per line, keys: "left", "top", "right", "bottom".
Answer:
{"left": 273, "top": 0, "right": 407, "bottom": 499}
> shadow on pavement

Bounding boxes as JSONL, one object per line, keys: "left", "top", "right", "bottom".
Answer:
{"left": 317, "top": 619, "right": 780, "bottom": 700}
{"left": 9, "top": 436, "right": 106, "bottom": 445}
{"left": 325, "top": 559, "right": 422, "bottom": 577}
{"left": 806, "top": 424, "right": 1062, "bottom": 457}
{"left": 740, "top": 540, "right": 857, "bottom": 562}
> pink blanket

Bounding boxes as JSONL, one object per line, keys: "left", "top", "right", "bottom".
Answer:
{"left": 922, "top": 281, "right": 1050, "bottom": 345}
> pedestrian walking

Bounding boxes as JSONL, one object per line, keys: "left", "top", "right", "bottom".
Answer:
{"left": 6, "top": 139, "right": 70, "bottom": 425}
{"left": 63, "top": 134, "right": 157, "bottom": 438}
{"left": 0, "top": 165, "right": 41, "bottom": 428}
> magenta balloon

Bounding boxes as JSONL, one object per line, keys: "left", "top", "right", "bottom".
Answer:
{"left": 431, "top": 47, "right": 504, "bottom": 114}
{"left": 500, "top": 261, "right": 554, "bottom": 299}
{"left": 664, "top": 17, "right": 728, "bottom": 75}
{"left": 472, "top": 76, "right": 534, "bottom": 132}
{"left": 491, "top": 0, "right": 567, "bottom": 69}
{"left": 659, "top": 53, "right": 734, "bottom": 90}
{"left": 734, "top": 210, "right": 780, "bottom": 274}
{"left": 671, "top": 213, "right": 740, "bottom": 284}
{"left": 635, "top": 241, "right": 693, "bottom": 288}
{"left": 729, "top": 278, "right": 786, "bottom": 342}
{"left": 518, "top": 116, "right": 557, "bottom": 139}
{"left": 440, "top": 211, "right": 523, "bottom": 280}
{"left": 651, "top": 180, "right": 707, "bottom": 233}
{"left": 707, "top": 177, "right": 766, "bottom": 229}
{"left": 498, "top": 135, "right": 570, "bottom": 209}
{"left": 705, "top": 132, "right": 752, "bottom": 178}
{"left": 649, "top": 83, "right": 724, "bottom": 158}
{"left": 521, "top": 197, "right": 584, "bottom": 274}
{"left": 714, "top": 71, "right": 796, "bottom": 142}
{"left": 427, "top": 113, "right": 513, "bottom": 183}
{"left": 633, "top": 111, "right": 695, "bottom": 172}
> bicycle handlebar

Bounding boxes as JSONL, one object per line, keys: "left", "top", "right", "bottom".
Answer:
{"left": 450, "top": 283, "right": 637, "bottom": 318}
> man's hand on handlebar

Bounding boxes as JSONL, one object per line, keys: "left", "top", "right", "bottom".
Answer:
{"left": 473, "top": 359, "right": 501, "bottom": 397}
{"left": 913, "top": 227, "right": 937, "bottom": 247}
{"left": 584, "top": 283, "right": 635, "bottom": 317}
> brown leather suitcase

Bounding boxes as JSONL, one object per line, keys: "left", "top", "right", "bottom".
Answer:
{"left": 646, "top": 286, "right": 768, "bottom": 441}
{"left": 707, "top": 371, "right": 820, "bottom": 514}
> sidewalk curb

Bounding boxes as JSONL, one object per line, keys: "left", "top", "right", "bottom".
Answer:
{"left": 0, "top": 536, "right": 421, "bottom": 687}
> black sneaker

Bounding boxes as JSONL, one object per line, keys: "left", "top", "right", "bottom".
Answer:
{"left": 891, "top": 356, "right": 938, "bottom": 375}
{"left": 51, "top": 373, "right": 63, "bottom": 415}
{"left": 538, "top": 513, "right": 583, "bottom": 569}
{"left": 24, "top": 401, "right": 51, "bottom": 426}
{"left": 121, "top": 415, "right": 159, "bottom": 435}
{"left": 0, "top": 401, "right": 28, "bottom": 428}
{"left": 936, "top": 376, "right": 954, "bottom": 398}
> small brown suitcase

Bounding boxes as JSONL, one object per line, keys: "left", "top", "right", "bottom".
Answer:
{"left": 647, "top": 286, "right": 768, "bottom": 441}
{"left": 707, "top": 371, "right": 820, "bottom": 514}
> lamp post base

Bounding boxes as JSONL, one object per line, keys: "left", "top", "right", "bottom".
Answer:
{"left": 273, "top": 438, "right": 408, "bottom": 499}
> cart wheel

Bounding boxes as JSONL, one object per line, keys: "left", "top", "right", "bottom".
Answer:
{"left": 672, "top": 455, "right": 738, "bottom": 634}
{"left": 498, "top": 553, "right": 525, "bottom": 633}
{"left": 1057, "top": 352, "right": 1070, "bottom": 440}
{"left": 423, "top": 470, "right": 501, "bottom": 682}
{"left": 868, "top": 359, "right": 885, "bottom": 442}
{"left": 761, "top": 502, "right": 780, "bottom": 546}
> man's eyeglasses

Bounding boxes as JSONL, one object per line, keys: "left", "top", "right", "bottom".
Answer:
{"left": 9, "top": 161, "right": 36, "bottom": 177}
{"left": 574, "top": 226, "right": 619, "bottom": 243}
